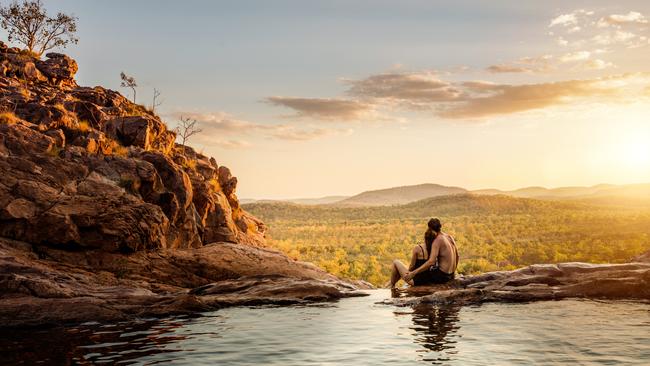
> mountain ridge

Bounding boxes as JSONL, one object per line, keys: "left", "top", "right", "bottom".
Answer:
{"left": 245, "top": 182, "right": 650, "bottom": 207}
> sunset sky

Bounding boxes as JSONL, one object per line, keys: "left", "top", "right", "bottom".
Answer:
{"left": 13, "top": 1, "right": 650, "bottom": 199}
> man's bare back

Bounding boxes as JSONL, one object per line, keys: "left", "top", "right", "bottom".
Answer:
{"left": 432, "top": 232, "right": 458, "bottom": 274}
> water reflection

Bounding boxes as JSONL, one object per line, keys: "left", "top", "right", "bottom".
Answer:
{"left": 0, "top": 316, "right": 201, "bottom": 365}
{"left": 408, "top": 303, "right": 462, "bottom": 364}
{"left": 2, "top": 294, "right": 647, "bottom": 365}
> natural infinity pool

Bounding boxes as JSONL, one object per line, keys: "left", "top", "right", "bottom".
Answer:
{"left": 2, "top": 290, "right": 649, "bottom": 365}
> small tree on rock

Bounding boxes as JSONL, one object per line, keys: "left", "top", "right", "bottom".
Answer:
{"left": 151, "top": 88, "right": 162, "bottom": 113}
{"left": 0, "top": 0, "right": 78, "bottom": 56}
{"left": 120, "top": 72, "right": 137, "bottom": 103}
{"left": 174, "top": 116, "right": 202, "bottom": 151}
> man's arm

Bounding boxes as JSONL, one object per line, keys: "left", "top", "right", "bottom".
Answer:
{"left": 408, "top": 239, "right": 440, "bottom": 277}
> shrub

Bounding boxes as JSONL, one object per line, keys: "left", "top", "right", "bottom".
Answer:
{"left": 208, "top": 178, "right": 221, "bottom": 191}
{"left": 107, "top": 138, "right": 129, "bottom": 157}
{"left": 181, "top": 158, "right": 197, "bottom": 170}
{"left": 0, "top": 111, "right": 18, "bottom": 124}
{"left": 77, "top": 120, "right": 91, "bottom": 132}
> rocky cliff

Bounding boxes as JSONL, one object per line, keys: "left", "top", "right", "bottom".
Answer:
{"left": 0, "top": 42, "right": 264, "bottom": 250}
{"left": 0, "top": 44, "right": 365, "bottom": 327}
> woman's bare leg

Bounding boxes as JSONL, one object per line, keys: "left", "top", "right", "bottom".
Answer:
{"left": 390, "top": 259, "right": 413, "bottom": 288}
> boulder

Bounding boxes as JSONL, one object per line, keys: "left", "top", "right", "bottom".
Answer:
{"left": 217, "top": 166, "right": 238, "bottom": 197}
{"left": 71, "top": 86, "right": 127, "bottom": 110}
{"left": 15, "top": 102, "right": 77, "bottom": 130}
{"left": 104, "top": 115, "right": 174, "bottom": 153}
{"left": 35, "top": 53, "right": 78, "bottom": 87}
{"left": 0, "top": 122, "right": 53, "bottom": 155}
{"left": 44, "top": 129, "right": 65, "bottom": 148}
{"left": 139, "top": 151, "right": 193, "bottom": 211}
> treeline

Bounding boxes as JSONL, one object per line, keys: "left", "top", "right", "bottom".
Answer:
{"left": 244, "top": 194, "right": 650, "bottom": 286}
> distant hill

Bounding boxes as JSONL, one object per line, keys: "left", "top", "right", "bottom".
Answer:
{"left": 243, "top": 193, "right": 600, "bottom": 223}
{"left": 335, "top": 183, "right": 467, "bottom": 206}
{"left": 243, "top": 182, "right": 650, "bottom": 208}
{"left": 240, "top": 196, "right": 349, "bottom": 205}
{"left": 472, "top": 183, "right": 650, "bottom": 206}
{"left": 471, "top": 184, "right": 617, "bottom": 199}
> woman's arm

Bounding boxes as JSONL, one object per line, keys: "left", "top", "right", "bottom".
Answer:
{"left": 408, "top": 246, "right": 419, "bottom": 271}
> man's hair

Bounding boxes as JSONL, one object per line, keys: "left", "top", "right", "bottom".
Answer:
{"left": 428, "top": 218, "right": 442, "bottom": 233}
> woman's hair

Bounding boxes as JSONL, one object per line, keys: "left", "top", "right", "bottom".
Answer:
{"left": 424, "top": 229, "right": 436, "bottom": 259}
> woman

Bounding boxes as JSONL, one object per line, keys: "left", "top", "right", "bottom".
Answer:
{"left": 389, "top": 228, "right": 437, "bottom": 288}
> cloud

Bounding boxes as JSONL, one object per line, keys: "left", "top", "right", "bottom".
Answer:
{"left": 549, "top": 10, "right": 594, "bottom": 28}
{"left": 167, "top": 111, "right": 348, "bottom": 146}
{"left": 559, "top": 51, "right": 591, "bottom": 62}
{"left": 550, "top": 13, "right": 578, "bottom": 27}
{"left": 339, "top": 71, "right": 648, "bottom": 119}
{"left": 485, "top": 55, "right": 555, "bottom": 74}
{"left": 580, "top": 59, "right": 615, "bottom": 71}
{"left": 265, "top": 96, "right": 372, "bottom": 120}
{"left": 461, "top": 81, "right": 500, "bottom": 92}
{"left": 213, "top": 139, "right": 252, "bottom": 149}
{"left": 486, "top": 64, "right": 530, "bottom": 73}
{"left": 170, "top": 111, "right": 257, "bottom": 133}
{"left": 345, "top": 72, "right": 462, "bottom": 107}
{"left": 268, "top": 126, "right": 353, "bottom": 141}
{"left": 440, "top": 73, "right": 649, "bottom": 119}
{"left": 597, "top": 11, "right": 648, "bottom": 27}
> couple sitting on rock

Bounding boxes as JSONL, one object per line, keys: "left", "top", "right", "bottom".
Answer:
{"left": 390, "top": 218, "right": 459, "bottom": 288}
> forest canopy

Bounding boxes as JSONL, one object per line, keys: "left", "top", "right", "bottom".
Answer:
{"left": 244, "top": 194, "right": 650, "bottom": 286}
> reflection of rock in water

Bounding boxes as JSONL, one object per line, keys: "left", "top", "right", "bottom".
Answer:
{"left": 409, "top": 304, "right": 461, "bottom": 364}
{"left": 0, "top": 316, "right": 197, "bottom": 365}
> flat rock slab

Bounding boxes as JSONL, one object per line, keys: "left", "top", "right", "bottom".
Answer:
{"left": 382, "top": 262, "right": 650, "bottom": 307}
{"left": 0, "top": 238, "right": 366, "bottom": 327}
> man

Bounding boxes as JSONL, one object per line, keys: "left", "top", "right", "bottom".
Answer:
{"left": 404, "top": 218, "right": 458, "bottom": 284}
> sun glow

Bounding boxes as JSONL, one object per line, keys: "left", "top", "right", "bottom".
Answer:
{"left": 619, "top": 139, "right": 650, "bottom": 167}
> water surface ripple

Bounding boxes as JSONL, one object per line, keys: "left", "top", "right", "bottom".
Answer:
{"left": 1, "top": 290, "right": 649, "bottom": 365}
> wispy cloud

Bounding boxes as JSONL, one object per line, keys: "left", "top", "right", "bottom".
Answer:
{"left": 259, "top": 8, "right": 648, "bottom": 124}
{"left": 486, "top": 64, "right": 531, "bottom": 73}
{"left": 488, "top": 9, "right": 650, "bottom": 75}
{"left": 486, "top": 55, "right": 555, "bottom": 74}
{"left": 213, "top": 139, "right": 252, "bottom": 149}
{"left": 597, "top": 11, "right": 648, "bottom": 28}
{"left": 549, "top": 9, "right": 649, "bottom": 49}
{"left": 167, "top": 111, "right": 350, "bottom": 147}
{"left": 559, "top": 50, "right": 591, "bottom": 62}
{"left": 343, "top": 72, "right": 463, "bottom": 112}
{"left": 441, "top": 73, "right": 649, "bottom": 119}
{"left": 338, "top": 71, "right": 650, "bottom": 119}
{"left": 265, "top": 96, "right": 372, "bottom": 120}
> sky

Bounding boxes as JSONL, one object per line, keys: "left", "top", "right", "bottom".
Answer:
{"left": 5, "top": 1, "right": 650, "bottom": 199}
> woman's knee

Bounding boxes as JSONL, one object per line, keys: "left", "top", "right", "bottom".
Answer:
{"left": 392, "top": 259, "right": 402, "bottom": 266}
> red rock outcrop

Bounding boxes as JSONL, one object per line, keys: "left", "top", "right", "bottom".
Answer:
{"left": 0, "top": 44, "right": 347, "bottom": 327}
{"left": 0, "top": 42, "right": 264, "bottom": 252}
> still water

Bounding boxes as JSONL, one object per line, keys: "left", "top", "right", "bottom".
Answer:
{"left": 2, "top": 290, "right": 649, "bottom": 365}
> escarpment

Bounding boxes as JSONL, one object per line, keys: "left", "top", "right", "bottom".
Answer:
{"left": 0, "top": 43, "right": 369, "bottom": 327}
{"left": 0, "top": 41, "right": 265, "bottom": 252}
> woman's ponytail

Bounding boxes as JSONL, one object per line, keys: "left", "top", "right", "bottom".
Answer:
{"left": 424, "top": 228, "right": 436, "bottom": 260}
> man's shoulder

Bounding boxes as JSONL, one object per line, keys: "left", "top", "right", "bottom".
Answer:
{"left": 436, "top": 233, "right": 453, "bottom": 244}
